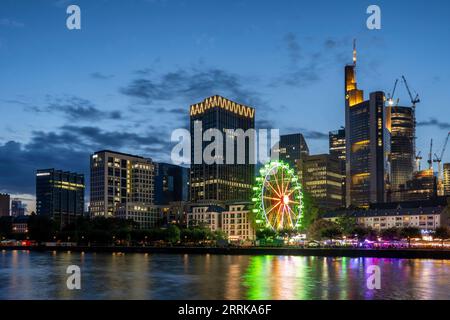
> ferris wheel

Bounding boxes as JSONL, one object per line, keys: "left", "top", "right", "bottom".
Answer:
{"left": 252, "top": 161, "right": 303, "bottom": 231}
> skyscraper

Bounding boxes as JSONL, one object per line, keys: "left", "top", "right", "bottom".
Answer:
{"left": 11, "top": 199, "right": 27, "bottom": 217}
{"left": 154, "top": 163, "right": 189, "bottom": 205}
{"left": 389, "top": 106, "right": 415, "bottom": 201}
{"left": 402, "top": 169, "right": 437, "bottom": 201}
{"left": 300, "top": 154, "right": 344, "bottom": 210}
{"left": 443, "top": 163, "right": 450, "bottom": 196}
{"left": 90, "top": 150, "right": 155, "bottom": 217}
{"left": 189, "top": 95, "right": 255, "bottom": 203}
{"left": 0, "top": 193, "right": 10, "bottom": 217}
{"left": 36, "top": 169, "right": 85, "bottom": 227}
{"left": 345, "top": 41, "right": 390, "bottom": 208}
{"left": 329, "top": 129, "right": 346, "bottom": 206}
{"left": 279, "top": 133, "right": 309, "bottom": 168}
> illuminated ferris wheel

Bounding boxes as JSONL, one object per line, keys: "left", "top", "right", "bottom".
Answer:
{"left": 252, "top": 161, "right": 303, "bottom": 231}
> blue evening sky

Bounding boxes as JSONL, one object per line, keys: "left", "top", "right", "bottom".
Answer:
{"left": 1, "top": 0, "right": 450, "bottom": 209}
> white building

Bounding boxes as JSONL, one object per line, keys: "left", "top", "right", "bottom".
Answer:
{"left": 186, "top": 205, "right": 223, "bottom": 231}
{"left": 222, "top": 203, "right": 255, "bottom": 241}
{"left": 90, "top": 150, "right": 155, "bottom": 218}
{"left": 323, "top": 206, "right": 448, "bottom": 231}
{"left": 187, "top": 203, "right": 255, "bottom": 241}
{"left": 116, "top": 203, "right": 160, "bottom": 229}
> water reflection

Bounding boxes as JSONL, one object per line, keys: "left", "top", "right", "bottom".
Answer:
{"left": 1, "top": 250, "right": 450, "bottom": 300}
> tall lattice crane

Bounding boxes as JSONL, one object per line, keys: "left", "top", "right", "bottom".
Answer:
{"left": 387, "top": 79, "right": 399, "bottom": 106}
{"left": 428, "top": 139, "right": 433, "bottom": 170}
{"left": 433, "top": 132, "right": 450, "bottom": 195}
{"left": 402, "top": 75, "right": 420, "bottom": 109}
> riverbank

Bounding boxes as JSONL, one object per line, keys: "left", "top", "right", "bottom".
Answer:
{"left": 3, "top": 245, "right": 450, "bottom": 259}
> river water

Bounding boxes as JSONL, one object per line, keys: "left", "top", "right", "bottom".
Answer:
{"left": 1, "top": 250, "right": 449, "bottom": 300}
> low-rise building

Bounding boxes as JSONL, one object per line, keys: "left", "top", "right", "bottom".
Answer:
{"left": 12, "top": 216, "right": 29, "bottom": 234}
{"left": 221, "top": 203, "right": 255, "bottom": 242}
{"left": 115, "top": 203, "right": 159, "bottom": 229}
{"left": 186, "top": 205, "right": 223, "bottom": 231}
{"left": 187, "top": 203, "right": 256, "bottom": 241}
{"left": 323, "top": 205, "right": 448, "bottom": 231}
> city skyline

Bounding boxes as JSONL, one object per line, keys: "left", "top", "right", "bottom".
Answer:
{"left": 1, "top": 0, "right": 450, "bottom": 211}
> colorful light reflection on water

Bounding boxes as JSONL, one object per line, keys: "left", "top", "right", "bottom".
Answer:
{"left": 1, "top": 250, "right": 450, "bottom": 300}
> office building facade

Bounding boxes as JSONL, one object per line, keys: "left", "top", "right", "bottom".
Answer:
{"left": 186, "top": 205, "right": 223, "bottom": 231}
{"left": 389, "top": 106, "right": 415, "bottom": 201}
{"left": 222, "top": 203, "right": 255, "bottom": 242}
{"left": 115, "top": 203, "right": 160, "bottom": 229}
{"left": 90, "top": 150, "right": 155, "bottom": 217}
{"left": 154, "top": 163, "right": 189, "bottom": 205}
{"left": 323, "top": 205, "right": 447, "bottom": 232}
{"left": 345, "top": 44, "right": 390, "bottom": 208}
{"left": 190, "top": 95, "right": 255, "bottom": 203}
{"left": 11, "top": 199, "right": 27, "bottom": 217}
{"left": 401, "top": 169, "right": 437, "bottom": 201}
{"left": 443, "top": 163, "right": 450, "bottom": 196}
{"left": 329, "top": 129, "right": 346, "bottom": 206}
{"left": 0, "top": 193, "right": 10, "bottom": 217}
{"left": 300, "top": 154, "right": 344, "bottom": 210}
{"left": 279, "top": 133, "right": 309, "bottom": 169}
{"left": 36, "top": 169, "right": 85, "bottom": 227}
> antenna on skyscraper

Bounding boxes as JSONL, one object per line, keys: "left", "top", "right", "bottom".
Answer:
{"left": 353, "top": 39, "right": 357, "bottom": 66}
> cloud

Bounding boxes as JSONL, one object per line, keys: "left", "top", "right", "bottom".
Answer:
{"left": 0, "top": 124, "right": 176, "bottom": 195}
{"left": 121, "top": 67, "right": 269, "bottom": 111}
{"left": 302, "top": 130, "right": 329, "bottom": 140}
{"left": 284, "top": 128, "right": 329, "bottom": 141}
{"left": 274, "top": 35, "right": 353, "bottom": 88}
{"left": 27, "top": 96, "right": 122, "bottom": 121}
{"left": 417, "top": 118, "right": 450, "bottom": 130}
{"left": 284, "top": 32, "right": 302, "bottom": 65}
{"left": 90, "top": 72, "right": 115, "bottom": 80}
{"left": 0, "top": 18, "right": 25, "bottom": 28}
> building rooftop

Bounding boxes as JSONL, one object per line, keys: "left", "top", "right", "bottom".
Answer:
{"left": 92, "top": 150, "right": 146, "bottom": 159}
{"left": 322, "top": 206, "right": 445, "bottom": 219}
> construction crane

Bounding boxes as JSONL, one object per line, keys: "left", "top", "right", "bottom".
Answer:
{"left": 387, "top": 79, "right": 399, "bottom": 106}
{"left": 433, "top": 132, "right": 450, "bottom": 194}
{"left": 402, "top": 75, "right": 420, "bottom": 109}
{"left": 415, "top": 151, "right": 422, "bottom": 172}
{"left": 428, "top": 139, "right": 433, "bottom": 170}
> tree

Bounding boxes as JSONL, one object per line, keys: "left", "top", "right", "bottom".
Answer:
{"left": 336, "top": 214, "right": 357, "bottom": 237}
{"left": 400, "top": 227, "right": 422, "bottom": 247}
{"left": 212, "top": 230, "right": 228, "bottom": 241}
{"left": 28, "top": 214, "right": 57, "bottom": 242}
{"left": 165, "top": 225, "right": 181, "bottom": 244}
{"left": 351, "top": 226, "right": 378, "bottom": 242}
{"left": 307, "top": 219, "right": 341, "bottom": 241}
{"left": 279, "top": 228, "right": 297, "bottom": 243}
{"left": 380, "top": 227, "right": 400, "bottom": 242}
{"left": 256, "top": 227, "right": 276, "bottom": 240}
{"left": 434, "top": 227, "right": 450, "bottom": 247}
{"left": 0, "top": 216, "right": 13, "bottom": 239}
{"left": 300, "top": 191, "right": 320, "bottom": 231}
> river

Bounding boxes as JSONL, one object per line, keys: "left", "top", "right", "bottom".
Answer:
{"left": 1, "top": 250, "right": 449, "bottom": 299}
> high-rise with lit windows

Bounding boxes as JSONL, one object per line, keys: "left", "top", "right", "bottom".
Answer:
{"left": 345, "top": 41, "right": 390, "bottom": 208}
{"left": 300, "top": 154, "right": 343, "bottom": 210}
{"left": 189, "top": 95, "right": 255, "bottom": 203}
{"left": 442, "top": 163, "right": 450, "bottom": 196}
{"left": 36, "top": 169, "right": 85, "bottom": 227}
{"left": 329, "top": 128, "right": 346, "bottom": 207}
{"left": 389, "top": 106, "right": 415, "bottom": 201}
{"left": 90, "top": 150, "right": 155, "bottom": 217}
{"left": 0, "top": 193, "right": 10, "bottom": 217}
{"left": 279, "top": 133, "right": 309, "bottom": 169}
